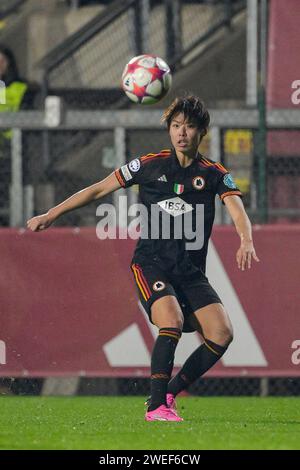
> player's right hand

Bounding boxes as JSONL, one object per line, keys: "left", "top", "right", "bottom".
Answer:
{"left": 27, "top": 213, "right": 53, "bottom": 232}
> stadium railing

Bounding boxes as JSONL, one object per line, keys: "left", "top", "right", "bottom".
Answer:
{"left": 0, "top": 0, "right": 27, "bottom": 21}
{"left": 38, "top": 0, "right": 246, "bottom": 104}
{"left": 1, "top": 376, "right": 300, "bottom": 397}
{"left": 1, "top": 108, "right": 300, "bottom": 227}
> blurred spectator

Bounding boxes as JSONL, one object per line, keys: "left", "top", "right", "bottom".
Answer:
{"left": 0, "top": 44, "right": 39, "bottom": 226}
{"left": 0, "top": 44, "right": 37, "bottom": 138}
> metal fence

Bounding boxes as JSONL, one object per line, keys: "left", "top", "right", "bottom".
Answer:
{"left": 0, "top": 0, "right": 27, "bottom": 20}
{"left": 1, "top": 108, "right": 300, "bottom": 227}
{"left": 38, "top": 0, "right": 245, "bottom": 108}
{"left": 1, "top": 376, "right": 300, "bottom": 397}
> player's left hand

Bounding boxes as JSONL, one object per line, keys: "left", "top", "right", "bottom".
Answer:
{"left": 236, "top": 240, "right": 260, "bottom": 271}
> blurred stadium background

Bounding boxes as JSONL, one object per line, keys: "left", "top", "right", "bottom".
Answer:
{"left": 0, "top": 0, "right": 299, "bottom": 406}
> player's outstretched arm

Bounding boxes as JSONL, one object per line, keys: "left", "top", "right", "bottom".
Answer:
{"left": 223, "top": 195, "right": 260, "bottom": 271}
{"left": 27, "top": 172, "right": 121, "bottom": 232}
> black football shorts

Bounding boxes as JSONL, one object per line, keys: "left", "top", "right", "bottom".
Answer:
{"left": 131, "top": 260, "right": 222, "bottom": 333}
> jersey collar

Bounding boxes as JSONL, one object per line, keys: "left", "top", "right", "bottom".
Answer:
{"left": 171, "top": 148, "right": 201, "bottom": 172}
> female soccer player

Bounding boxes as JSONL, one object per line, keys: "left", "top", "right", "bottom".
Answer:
{"left": 27, "top": 96, "right": 259, "bottom": 422}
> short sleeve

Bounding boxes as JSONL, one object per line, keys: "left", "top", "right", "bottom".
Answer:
{"left": 216, "top": 172, "right": 243, "bottom": 204}
{"left": 114, "top": 157, "right": 148, "bottom": 188}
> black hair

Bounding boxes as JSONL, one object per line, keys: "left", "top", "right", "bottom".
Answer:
{"left": 162, "top": 95, "right": 210, "bottom": 136}
{"left": 0, "top": 44, "right": 20, "bottom": 85}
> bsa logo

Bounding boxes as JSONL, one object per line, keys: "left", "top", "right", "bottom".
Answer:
{"left": 192, "top": 176, "right": 205, "bottom": 190}
{"left": 153, "top": 281, "right": 166, "bottom": 292}
{"left": 157, "top": 197, "right": 193, "bottom": 217}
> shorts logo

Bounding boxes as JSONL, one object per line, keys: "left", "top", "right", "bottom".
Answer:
{"left": 129, "top": 158, "right": 140, "bottom": 172}
{"left": 120, "top": 165, "right": 133, "bottom": 181}
{"left": 223, "top": 173, "right": 237, "bottom": 189}
{"left": 192, "top": 176, "right": 205, "bottom": 190}
{"left": 153, "top": 281, "right": 166, "bottom": 292}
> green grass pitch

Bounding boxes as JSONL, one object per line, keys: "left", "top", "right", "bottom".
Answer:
{"left": 0, "top": 396, "right": 299, "bottom": 450}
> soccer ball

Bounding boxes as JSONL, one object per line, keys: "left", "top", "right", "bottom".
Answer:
{"left": 121, "top": 54, "right": 172, "bottom": 105}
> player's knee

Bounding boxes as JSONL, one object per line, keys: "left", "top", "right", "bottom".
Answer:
{"left": 154, "top": 315, "right": 183, "bottom": 332}
{"left": 221, "top": 326, "right": 233, "bottom": 346}
{"left": 223, "top": 327, "right": 234, "bottom": 346}
{"left": 167, "top": 318, "right": 184, "bottom": 332}
{"left": 206, "top": 325, "right": 233, "bottom": 347}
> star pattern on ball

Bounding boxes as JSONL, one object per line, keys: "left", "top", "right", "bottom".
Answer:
{"left": 121, "top": 54, "right": 172, "bottom": 104}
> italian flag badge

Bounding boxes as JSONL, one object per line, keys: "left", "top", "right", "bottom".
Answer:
{"left": 174, "top": 183, "right": 184, "bottom": 195}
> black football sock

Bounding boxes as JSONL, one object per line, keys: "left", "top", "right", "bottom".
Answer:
{"left": 167, "top": 338, "right": 228, "bottom": 397}
{"left": 148, "top": 327, "right": 181, "bottom": 411}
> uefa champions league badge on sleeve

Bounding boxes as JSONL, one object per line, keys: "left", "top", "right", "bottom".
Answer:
{"left": 129, "top": 158, "right": 141, "bottom": 172}
{"left": 223, "top": 173, "right": 237, "bottom": 189}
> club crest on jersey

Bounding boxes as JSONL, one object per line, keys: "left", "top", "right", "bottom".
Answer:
{"left": 129, "top": 158, "right": 140, "bottom": 172}
{"left": 153, "top": 281, "right": 166, "bottom": 292}
{"left": 192, "top": 176, "right": 205, "bottom": 190}
{"left": 173, "top": 183, "right": 184, "bottom": 195}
